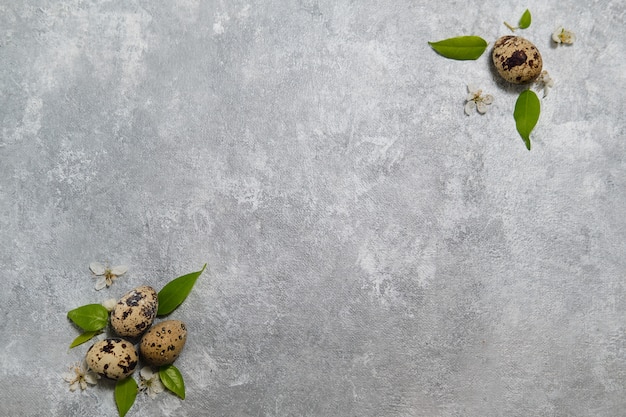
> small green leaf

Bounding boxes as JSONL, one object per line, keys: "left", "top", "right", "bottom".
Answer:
{"left": 69, "top": 330, "right": 100, "bottom": 348}
{"left": 67, "top": 304, "right": 109, "bottom": 331}
{"left": 518, "top": 9, "right": 531, "bottom": 29}
{"left": 115, "top": 377, "right": 138, "bottom": 417}
{"left": 428, "top": 36, "right": 488, "bottom": 60}
{"left": 514, "top": 90, "right": 541, "bottom": 150}
{"left": 157, "top": 264, "right": 207, "bottom": 316}
{"left": 159, "top": 364, "right": 186, "bottom": 399}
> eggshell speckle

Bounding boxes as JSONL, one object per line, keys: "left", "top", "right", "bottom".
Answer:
{"left": 140, "top": 320, "right": 187, "bottom": 366}
{"left": 492, "top": 36, "right": 543, "bottom": 84}
{"left": 85, "top": 338, "right": 138, "bottom": 380}
{"left": 111, "top": 286, "right": 158, "bottom": 338}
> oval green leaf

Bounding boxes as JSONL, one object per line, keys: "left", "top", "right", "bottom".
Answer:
{"left": 67, "top": 304, "right": 109, "bottom": 331}
{"left": 428, "top": 36, "right": 488, "bottom": 60}
{"left": 157, "top": 264, "right": 207, "bottom": 316}
{"left": 159, "top": 364, "right": 186, "bottom": 399}
{"left": 115, "top": 377, "right": 137, "bottom": 417}
{"left": 69, "top": 330, "right": 100, "bottom": 348}
{"left": 519, "top": 9, "right": 531, "bottom": 29}
{"left": 514, "top": 89, "right": 540, "bottom": 150}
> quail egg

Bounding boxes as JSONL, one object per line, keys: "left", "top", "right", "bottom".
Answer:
{"left": 140, "top": 320, "right": 187, "bottom": 366}
{"left": 111, "top": 286, "right": 158, "bottom": 338}
{"left": 492, "top": 36, "right": 543, "bottom": 84}
{"left": 85, "top": 338, "right": 138, "bottom": 380}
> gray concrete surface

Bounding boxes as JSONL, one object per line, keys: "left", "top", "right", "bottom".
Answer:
{"left": 1, "top": 1, "right": 625, "bottom": 416}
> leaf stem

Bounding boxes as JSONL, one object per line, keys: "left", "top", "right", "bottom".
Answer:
{"left": 504, "top": 21, "right": 517, "bottom": 32}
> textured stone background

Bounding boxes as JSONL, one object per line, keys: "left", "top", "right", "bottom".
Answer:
{"left": 1, "top": 1, "right": 625, "bottom": 416}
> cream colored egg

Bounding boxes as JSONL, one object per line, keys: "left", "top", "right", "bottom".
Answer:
{"left": 111, "top": 286, "right": 158, "bottom": 338}
{"left": 85, "top": 338, "right": 138, "bottom": 380}
{"left": 492, "top": 36, "right": 543, "bottom": 84}
{"left": 140, "top": 320, "right": 187, "bottom": 366}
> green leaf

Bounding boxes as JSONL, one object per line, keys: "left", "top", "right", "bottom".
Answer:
{"left": 115, "top": 377, "right": 137, "bottom": 417}
{"left": 69, "top": 330, "right": 100, "bottom": 348}
{"left": 159, "top": 364, "right": 186, "bottom": 399}
{"left": 428, "top": 36, "right": 488, "bottom": 60}
{"left": 518, "top": 9, "right": 531, "bottom": 29}
{"left": 67, "top": 304, "right": 109, "bottom": 331}
{"left": 157, "top": 264, "right": 207, "bottom": 316}
{"left": 514, "top": 90, "right": 541, "bottom": 150}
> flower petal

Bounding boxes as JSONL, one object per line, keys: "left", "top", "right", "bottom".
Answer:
{"left": 102, "top": 298, "right": 118, "bottom": 311}
{"left": 476, "top": 101, "right": 488, "bottom": 114}
{"left": 562, "top": 30, "right": 575, "bottom": 44}
{"left": 552, "top": 28, "right": 563, "bottom": 43}
{"left": 84, "top": 373, "right": 99, "bottom": 385}
{"left": 89, "top": 262, "right": 106, "bottom": 276}
{"left": 95, "top": 277, "right": 107, "bottom": 290}
{"left": 152, "top": 380, "right": 165, "bottom": 393}
{"left": 464, "top": 101, "right": 476, "bottom": 115}
{"left": 140, "top": 367, "right": 155, "bottom": 379}
{"left": 69, "top": 381, "right": 79, "bottom": 392}
{"left": 482, "top": 94, "right": 494, "bottom": 105}
{"left": 110, "top": 265, "right": 128, "bottom": 276}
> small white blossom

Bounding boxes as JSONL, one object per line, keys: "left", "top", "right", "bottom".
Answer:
{"left": 534, "top": 70, "right": 555, "bottom": 97}
{"left": 62, "top": 361, "right": 99, "bottom": 392}
{"left": 139, "top": 367, "right": 165, "bottom": 399}
{"left": 552, "top": 27, "right": 575, "bottom": 45}
{"left": 90, "top": 262, "right": 128, "bottom": 290}
{"left": 102, "top": 298, "right": 118, "bottom": 312}
{"left": 464, "top": 85, "right": 494, "bottom": 115}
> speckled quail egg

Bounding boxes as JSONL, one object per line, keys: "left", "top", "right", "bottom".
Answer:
{"left": 492, "top": 36, "right": 543, "bottom": 84}
{"left": 111, "top": 286, "right": 158, "bottom": 338}
{"left": 140, "top": 320, "right": 187, "bottom": 366}
{"left": 85, "top": 338, "right": 138, "bottom": 380}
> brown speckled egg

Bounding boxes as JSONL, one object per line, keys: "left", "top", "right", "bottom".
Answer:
{"left": 492, "top": 36, "right": 542, "bottom": 84}
{"left": 85, "top": 338, "right": 138, "bottom": 380}
{"left": 140, "top": 320, "right": 187, "bottom": 366}
{"left": 111, "top": 286, "right": 158, "bottom": 338}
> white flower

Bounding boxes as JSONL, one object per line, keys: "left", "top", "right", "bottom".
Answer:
{"left": 534, "top": 70, "right": 555, "bottom": 97}
{"left": 139, "top": 367, "right": 165, "bottom": 399}
{"left": 62, "top": 361, "right": 99, "bottom": 392}
{"left": 102, "top": 298, "right": 118, "bottom": 312}
{"left": 90, "top": 262, "right": 128, "bottom": 290}
{"left": 464, "top": 85, "right": 494, "bottom": 115}
{"left": 552, "top": 27, "right": 575, "bottom": 45}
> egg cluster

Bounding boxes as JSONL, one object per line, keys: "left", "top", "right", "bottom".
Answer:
{"left": 85, "top": 286, "right": 188, "bottom": 380}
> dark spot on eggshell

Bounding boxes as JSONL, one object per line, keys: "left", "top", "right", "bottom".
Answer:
{"left": 125, "top": 291, "right": 144, "bottom": 307}
{"left": 101, "top": 339, "right": 118, "bottom": 353}
{"left": 503, "top": 50, "right": 527, "bottom": 70}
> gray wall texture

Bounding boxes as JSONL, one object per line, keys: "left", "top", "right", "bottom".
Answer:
{"left": 1, "top": 0, "right": 625, "bottom": 416}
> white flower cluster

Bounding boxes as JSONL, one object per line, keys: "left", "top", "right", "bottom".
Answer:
{"left": 464, "top": 85, "right": 494, "bottom": 115}
{"left": 90, "top": 262, "right": 128, "bottom": 290}
{"left": 552, "top": 27, "right": 575, "bottom": 45}
{"left": 139, "top": 367, "right": 165, "bottom": 399}
{"left": 62, "top": 362, "right": 99, "bottom": 392}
